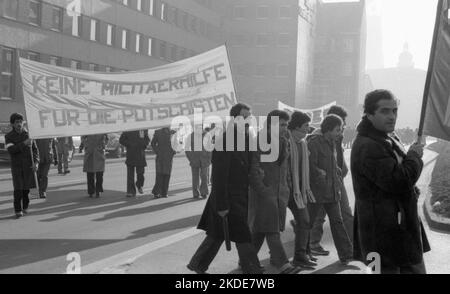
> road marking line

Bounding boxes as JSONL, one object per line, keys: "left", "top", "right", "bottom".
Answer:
{"left": 80, "top": 226, "right": 202, "bottom": 274}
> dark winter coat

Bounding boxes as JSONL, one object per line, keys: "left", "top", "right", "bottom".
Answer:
{"left": 307, "top": 133, "right": 342, "bottom": 203}
{"left": 197, "top": 131, "right": 254, "bottom": 243}
{"left": 248, "top": 133, "right": 291, "bottom": 233}
{"left": 80, "top": 134, "right": 108, "bottom": 173}
{"left": 5, "top": 129, "right": 39, "bottom": 190}
{"left": 351, "top": 117, "right": 430, "bottom": 268}
{"left": 185, "top": 131, "right": 212, "bottom": 168}
{"left": 119, "top": 130, "right": 150, "bottom": 167}
{"left": 151, "top": 128, "right": 176, "bottom": 175}
{"left": 36, "top": 138, "right": 58, "bottom": 164}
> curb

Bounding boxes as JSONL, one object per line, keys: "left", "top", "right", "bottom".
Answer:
{"left": 423, "top": 188, "right": 450, "bottom": 233}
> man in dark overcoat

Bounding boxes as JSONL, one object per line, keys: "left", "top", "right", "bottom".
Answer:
{"left": 120, "top": 130, "right": 150, "bottom": 197}
{"left": 187, "top": 103, "right": 263, "bottom": 274}
{"left": 151, "top": 127, "right": 176, "bottom": 198}
{"left": 36, "top": 138, "right": 58, "bottom": 199}
{"left": 5, "top": 113, "right": 39, "bottom": 218}
{"left": 351, "top": 89, "right": 430, "bottom": 274}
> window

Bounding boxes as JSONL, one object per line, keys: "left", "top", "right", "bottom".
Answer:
{"left": 2, "top": 0, "right": 18, "bottom": 19}
{"left": 343, "top": 38, "right": 354, "bottom": 53}
{"left": 277, "top": 33, "right": 291, "bottom": 47}
{"left": 0, "top": 48, "right": 14, "bottom": 99}
{"left": 51, "top": 6, "right": 63, "bottom": 31}
{"left": 234, "top": 6, "right": 246, "bottom": 19}
{"left": 70, "top": 60, "right": 81, "bottom": 70}
{"left": 257, "top": 6, "right": 269, "bottom": 19}
{"left": 149, "top": 0, "right": 154, "bottom": 15}
{"left": 27, "top": 51, "right": 40, "bottom": 62}
{"left": 122, "top": 0, "right": 128, "bottom": 5}
{"left": 190, "top": 16, "right": 197, "bottom": 33}
{"left": 161, "top": 2, "right": 166, "bottom": 21}
{"left": 148, "top": 37, "right": 153, "bottom": 56}
{"left": 71, "top": 14, "right": 82, "bottom": 37}
{"left": 49, "top": 56, "right": 61, "bottom": 66}
{"left": 135, "top": 33, "right": 141, "bottom": 53}
{"left": 256, "top": 34, "right": 270, "bottom": 47}
{"left": 90, "top": 19, "right": 98, "bottom": 41}
{"left": 342, "top": 62, "right": 353, "bottom": 77}
{"left": 136, "top": 0, "right": 142, "bottom": 11}
{"left": 88, "top": 63, "right": 98, "bottom": 71}
{"left": 276, "top": 65, "right": 289, "bottom": 77}
{"left": 28, "top": 0, "right": 42, "bottom": 26}
{"left": 159, "top": 42, "right": 166, "bottom": 59}
{"left": 279, "top": 6, "right": 291, "bottom": 18}
{"left": 106, "top": 24, "right": 114, "bottom": 46}
{"left": 121, "top": 29, "right": 129, "bottom": 49}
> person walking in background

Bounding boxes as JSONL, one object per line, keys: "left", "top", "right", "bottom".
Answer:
{"left": 351, "top": 90, "right": 430, "bottom": 274}
{"left": 307, "top": 115, "right": 353, "bottom": 265}
{"left": 56, "top": 136, "right": 74, "bottom": 175}
{"left": 249, "top": 110, "right": 301, "bottom": 274}
{"left": 119, "top": 130, "right": 150, "bottom": 198}
{"left": 309, "top": 106, "right": 354, "bottom": 256}
{"left": 185, "top": 124, "right": 212, "bottom": 199}
{"left": 151, "top": 127, "right": 176, "bottom": 198}
{"left": 187, "top": 103, "right": 263, "bottom": 275}
{"left": 35, "top": 138, "right": 58, "bottom": 199}
{"left": 79, "top": 134, "right": 108, "bottom": 198}
{"left": 5, "top": 113, "right": 39, "bottom": 218}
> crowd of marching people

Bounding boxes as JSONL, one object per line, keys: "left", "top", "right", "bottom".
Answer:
{"left": 4, "top": 89, "right": 430, "bottom": 274}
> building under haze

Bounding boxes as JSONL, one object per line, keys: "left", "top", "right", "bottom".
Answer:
{"left": 307, "top": 0, "right": 367, "bottom": 127}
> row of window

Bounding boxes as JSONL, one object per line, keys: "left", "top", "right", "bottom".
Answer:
{"left": 234, "top": 63, "right": 292, "bottom": 78}
{"left": 230, "top": 33, "right": 295, "bottom": 47}
{"left": 0, "top": 0, "right": 198, "bottom": 63}
{"left": 233, "top": 5, "right": 295, "bottom": 20}
{"left": 0, "top": 46, "right": 128, "bottom": 100}
{"left": 116, "top": 0, "right": 223, "bottom": 42}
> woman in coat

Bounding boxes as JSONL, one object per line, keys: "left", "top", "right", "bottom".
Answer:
{"left": 151, "top": 127, "right": 176, "bottom": 198}
{"left": 79, "top": 134, "right": 108, "bottom": 198}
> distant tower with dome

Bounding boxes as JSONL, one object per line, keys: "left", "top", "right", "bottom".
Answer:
{"left": 398, "top": 42, "right": 415, "bottom": 68}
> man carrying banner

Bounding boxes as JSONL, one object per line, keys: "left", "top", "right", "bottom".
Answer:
{"left": 5, "top": 113, "right": 39, "bottom": 218}
{"left": 151, "top": 127, "right": 177, "bottom": 199}
{"left": 351, "top": 90, "right": 430, "bottom": 274}
{"left": 119, "top": 130, "right": 151, "bottom": 198}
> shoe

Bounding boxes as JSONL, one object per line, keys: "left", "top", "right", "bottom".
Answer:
{"left": 95, "top": 193, "right": 100, "bottom": 198}
{"left": 161, "top": 195, "right": 168, "bottom": 198}
{"left": 137, "top": 187, "right": 144, "bottom": 194}
{"left": 340, "top": 257, "right": 354, "bottom": 266}
{"left": 193, "top": 196, "right": 200, "bottom": 199}
{"left": 58, "top": 171, "right": 64, "bottom": 175}
{"left": 39, "top": 192, "right": 47, "bottom": 199}
{"left": 279, "top": 264, "right": 302, "bottom": 274}
{"left": 187, "top": 264, "right": 208, "bottom": 274}
{"left": 22, "top": 209, "right": 28, "bottom": 215}
{"left": 308, "top": 254, "right": 318, "bottom": 262}
{"left": 201, "top": 195, "right": 208, "bottom": 199}
{"left": 15, "top": 212, "right": 23, "bottom": 219}
{"left": 126, "top": 193, "right": 135, "bottom": 198}
{"left": 293, "top": 257, "right": 317, "bottom": 270}
{"left": 153, "top": 194, "right": 161, "bottom": 199}
{"left": 310, "top": 246, "right": 330, "bottom": 256}
{"left": 64, "top": 170, "right": 71, "bottom": 174}
{"left": 88, "top": 194, "right": 94, "bottom": 198}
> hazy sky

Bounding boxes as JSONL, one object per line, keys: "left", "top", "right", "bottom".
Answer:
{"left": 324, "top": 0, "right": 439, "bottom": 70}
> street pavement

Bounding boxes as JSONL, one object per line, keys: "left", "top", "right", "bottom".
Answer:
{"left": 0, "top": 149, "right": 449, "bottom": 274}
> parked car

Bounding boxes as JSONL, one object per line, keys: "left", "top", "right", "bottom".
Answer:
{"left": 106, "top": 133, "right": 125, "bottom": 158}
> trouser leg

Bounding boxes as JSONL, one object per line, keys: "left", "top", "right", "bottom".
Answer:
{"left": 288, "top": 201, "right": 311, "bottom": 261}
{"left": 38, "top": 163, "right": 51, "bottom": 194}
{"left": 265, "top": 233, "right": 290, "bottom": 268}
{"left": 57, "top": 153, "right": 63, "bottom": 172}
{"left": 188, "top": 235, "right": 223, "bottom": 272}
{"left": 161, "top": 174, "right": 171, "bottom": 196}
{"left": 136, "top": 166, "right": 145, "bottom": 189}
{"left": 127, "top": 165, "right": 136, "bottom": 195}
{"left": 251, "top": 231, "right": 266, "bottom": 255}
{"left": 22, "top": 190, "right": 30, "bottom": 211}
{"left": 13, "top": 190, "right": 23, "bottom": 213}
{"left": 152, "top": 173, "right": 162, "bottom": 195}
{"left": 236, "top": 243, "right": 263, "bottom": 274}
{"left": 323, "top": 202, "right": 353, "bottom": 260}
{"left": 87, "top": 173, "right": 95, "bottom": 195}
{"left": 191, "top": 166, "right": 200, "bottom": 198}
{"left": 199, "top": 166, "right": 209, "bottom": 196}
{"left": 96, "top": 172, "right": 104, "bottom": 194}
{"left": 310, "top": 206, "right": 326, "bottom": 248}
{"left": 339, "top": 183, "right": 354, "bottom": 243}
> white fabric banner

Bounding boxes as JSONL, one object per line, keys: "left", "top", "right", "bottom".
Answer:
{"left": 19, "top": 45, "right": 236, "bottom": 139}
{"left": 278, "top": 101, "right": 336, "bottom": 126}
